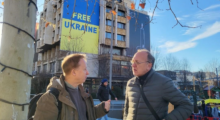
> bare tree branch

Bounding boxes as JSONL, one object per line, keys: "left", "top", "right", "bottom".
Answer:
{"left": 149, "top": 0, "right": 159, "bottom": 23}
{"left": 167, "top": 0, "right": 202, "bottom": 28}
{"left": 69, "top": 0, "right": 77, "bottom": 35}
{"left": 196, "top": 0, "right": 204, "bottom": 11}
{"left": 190, "top": 0, "right": 193, "bottom": 5}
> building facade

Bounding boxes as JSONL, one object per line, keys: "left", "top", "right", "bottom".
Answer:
{"left": 34, "top": 0, "right": 150, "bottom": 97}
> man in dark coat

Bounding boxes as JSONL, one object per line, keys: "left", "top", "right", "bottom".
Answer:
{"left": 97, "top": 79, "right": 118, "bottom": 120}
{"left": 123, "top": 49, "right": 193, "bottom": 120}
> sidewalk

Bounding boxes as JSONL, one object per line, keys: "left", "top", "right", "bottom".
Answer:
{"left": 97, "top": 118, "right": 122, "bottom": 120}
{"left": 94, "top": 99, "right": 124, "bottom": 120}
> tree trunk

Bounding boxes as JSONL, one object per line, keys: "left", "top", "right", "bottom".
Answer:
{"left": 0, "top": 0, "right": 36, "bottom": 119}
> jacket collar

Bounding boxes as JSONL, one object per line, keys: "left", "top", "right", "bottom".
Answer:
{"left": 131, "top": 69, "right": 155, "bottom": 85}
{"left": 46, "top": 75, "right": 90, "bottom": 109}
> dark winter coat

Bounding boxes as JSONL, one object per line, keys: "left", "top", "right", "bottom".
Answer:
{"left": 97, "top": 84, "right": 116, "bottom": 102}
{"left": 123, "top": 70, "right": 193, "bottom": 120}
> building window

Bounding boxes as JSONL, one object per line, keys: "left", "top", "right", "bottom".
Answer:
{"left": 112, "top": 48, "right": 121, "bottom": 55}
{"left": 121, "top": 65, "right": 130, "bottom": 76}
{"left": 106, "top": 7, "right": 111, "bottom": 13}
{"left": 43, "top": 64, "right": 47, "bottom": 72}
{"left": 113, "top": 64, "right": 121, "bottom": 76}
{"left": 106, "top": 20, "right": 112, "bottom": 26}
{"left": 105, "top": 32, "right": 112, "bottom": 39}
{"left": 118, "top": 10, "right": 125, "bottom": 17}
{"left": 37, "top": 66, "right": 41, "bottom": 73}
{"left": 117, "top": 22, "right": 125, "bottom": 29}
{"left": 117, "top": 34, "right": 125, "bottom": 41}
{"left": 117, "top": 0, "right": 122, "bottom": 3}
{"left": 50, "top": 62, "right": 55, "bottom": 73}
{"left": 57, "top": 60, "right": 62, "bottom": 72}
{"left": 102, "top": 46, "right": 122, "bottom": 55}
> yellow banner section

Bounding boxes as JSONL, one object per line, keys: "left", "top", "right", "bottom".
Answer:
{"left": 204, "top": 99, "right": 220, "bottom": 104}
{"left": 60, "top": 18, "right": 99, "bottom": 54}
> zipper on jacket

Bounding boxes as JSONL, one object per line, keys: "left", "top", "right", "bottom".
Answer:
{"left": 135, "top": 84, "right": 141, "bottom": 120}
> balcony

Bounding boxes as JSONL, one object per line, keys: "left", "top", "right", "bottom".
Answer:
{"left": 104, "top": 39, "right": 126, "bottom": 48}
{"left": 106, "top": 13, "right": 115, "bottom": 20}
{"left": 37, "top": 61, "right": 42, "bottom": 66}
{"left": 117, "top": 16, "right": 126, "bottom": 23}
{"left": 98, "top": 54, "right": 131, "bottom": 61}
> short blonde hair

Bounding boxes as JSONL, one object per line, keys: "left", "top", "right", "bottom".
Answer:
{"left": 61, "top": 54, "right": 86, "bottom": 75}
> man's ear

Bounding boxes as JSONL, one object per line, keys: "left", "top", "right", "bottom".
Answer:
{"left": 71, "top": 69, "right": 76, "bottom": 76}
{"left": 148, "top": 63, "right": 153, "bottom": 69}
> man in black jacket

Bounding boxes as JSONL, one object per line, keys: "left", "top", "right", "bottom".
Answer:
{"left": 97, "top": 79, "right": 117, "bottom": 120}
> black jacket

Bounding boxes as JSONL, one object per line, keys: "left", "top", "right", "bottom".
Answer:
{"left": 97, "top": 84, "right": 116, "bottom": 101}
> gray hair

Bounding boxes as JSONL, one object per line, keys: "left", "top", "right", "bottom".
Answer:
{"left": 137, "top": 49, "right": 155, "bottom": 67}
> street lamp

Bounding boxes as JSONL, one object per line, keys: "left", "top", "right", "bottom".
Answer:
{"left": 109, "top": 0, "right": 118, "bottom": 98}
{"left": 216, "top": 68, "right": 219, "bottom": 87}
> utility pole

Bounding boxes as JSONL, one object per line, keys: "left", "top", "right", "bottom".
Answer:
{"left": 109, "top": 0, "right": 115, "bottom": 98}
{"left": 199, "top": 71, "right": 202, "bottom": 89}
{"left": 216, "top": 68, "right": 219, "bottom": 87}
{"left": 0, "top": 0, "right": 36, "bottom": 119}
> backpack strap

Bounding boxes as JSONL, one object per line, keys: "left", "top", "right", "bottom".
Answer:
{"left": 49, "top": 88, "right": 62, "bottom": 119}
{"left": 138, "top": 84, "right": 161, "bottom": 120}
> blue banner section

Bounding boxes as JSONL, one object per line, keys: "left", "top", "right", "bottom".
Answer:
{"left": 63, "top": 0, "right": 100, "bottom": 26}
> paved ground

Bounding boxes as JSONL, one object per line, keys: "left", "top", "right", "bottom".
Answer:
{"left": 97, "top": 118, "right": 122, "bottom": 120}
{"left": 94, "top": 99, "right": 124, "bottom": 120}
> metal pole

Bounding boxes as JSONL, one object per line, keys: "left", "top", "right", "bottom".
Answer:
{"left": 199, "top": 71, "right": 202, "bottom": 88}
{"left": 109, "top": 0, "right": 114, "bottom": 99}
{"left": 216, "top": 68, "right": 219, "bottom": 87}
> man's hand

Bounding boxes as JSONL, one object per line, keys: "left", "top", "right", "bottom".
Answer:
{"left": 115, "top": 97, "right": 118, "bottom": 101}
{"left": 104, "top": 100, "right": 111, "bottom": 111}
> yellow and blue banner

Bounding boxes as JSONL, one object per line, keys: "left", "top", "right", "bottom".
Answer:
{"left": 60, "top": 0, "right": 100, "bottom": 54}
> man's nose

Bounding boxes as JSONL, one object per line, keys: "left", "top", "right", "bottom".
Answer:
{"left": 132, "top": 63, "right": 136, "bottom": 67}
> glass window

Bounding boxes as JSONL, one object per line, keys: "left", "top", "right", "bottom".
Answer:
{"left": 37, "top": 66, "right": 41, "bottom": 73}
{"left": 117, "top": 0, "right": 122, "bottom": 3}
{"left": 118, "top": 10, "right": 125, "bottom": 17}
{"left": 112, "top": 60, "right": 120, "bottom": 65}
{"left": 121, "top": 65, "right": 130, "bottom": 76}
{"left": 50, "top": 62, "right": 55, "bottom": 73}
{"left": 112, "top": 48, "right": 121, "bottom": 55}
{"left": 121, "top": 61, "right": 128, "bottom": 66}
{"left": 102, "top": 46, "right": 122, "bottom": 55}
{"left": 117, "top": 34, "right": 125, "bottom": 41}
{"left": 57, "top": 60, "right": 62, "bottom": 72}
{"left": 105, "top": 32, "right": 112, "bottom": 39}
{"left": 43, "top": 64, "right": 47, "bottom": 72}
{"left": 106, "top": 20, "right": 112, "bottom": 26}
{"left": 112, "top": 64, "right": 121, "bottom": 76}
{"left": 117, "top": 22, "right": 125, "bottom": 29}
{"left": 106, "top": 7, "right": 111, "bottom": 13}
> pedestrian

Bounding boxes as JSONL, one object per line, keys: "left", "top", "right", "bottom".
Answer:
{"left": 34, "top": 54, "right": 110, "bottom": 120}
{"left": 123, "top": 49, "right": 193, "bottom": 120}
{"left": 85, "top": 87, "right": 89, "bottom": 93}
{"left": 97, "top": 78, "right": 118, "bottom": 120}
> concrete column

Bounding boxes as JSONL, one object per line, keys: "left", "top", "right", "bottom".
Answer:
{"left": 98, "top": 0, "right": 106, "bottom": 54}
{"left": 114, "top": 5, "right": 118, "bottom": 46}
{"left": 126, "top": 7, "right": 130, "bottom": 48}
{"left": 0, "top": 0, "right": 36, "bottom": 119}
